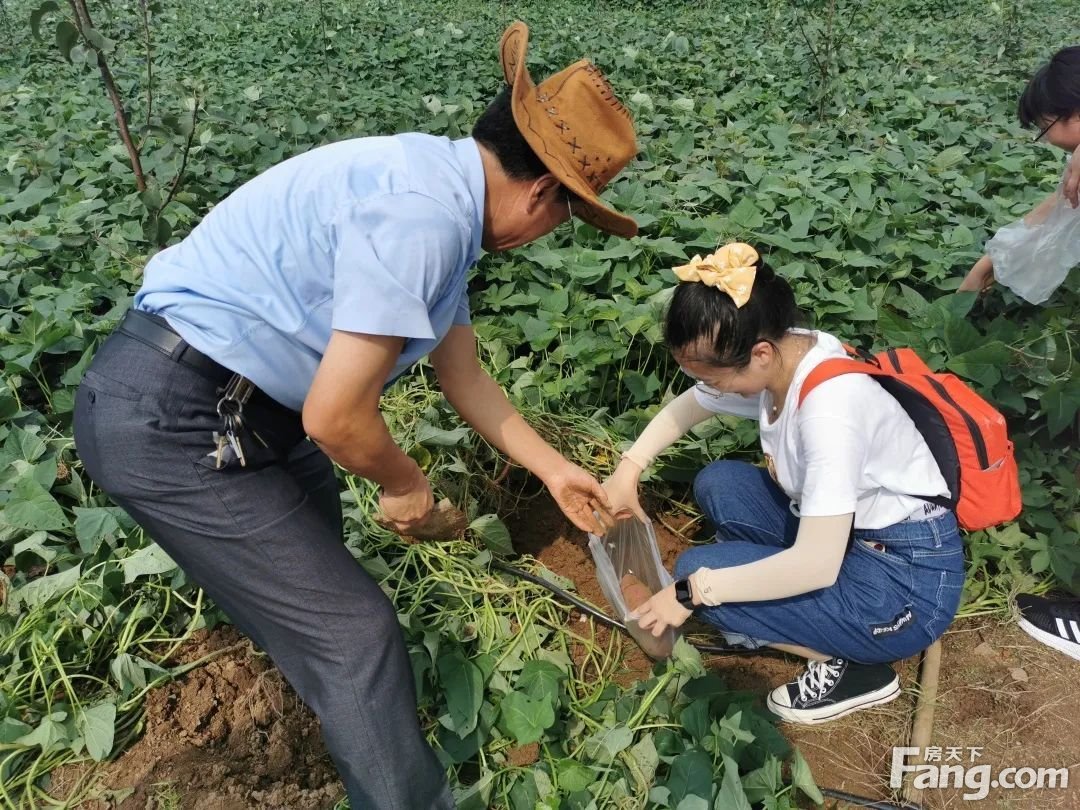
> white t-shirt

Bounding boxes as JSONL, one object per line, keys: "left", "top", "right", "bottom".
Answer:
{"left": 691, "top": 330, "right": 949, "bottom": 530}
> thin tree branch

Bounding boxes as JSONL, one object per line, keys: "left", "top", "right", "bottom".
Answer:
{"left": 792, "top": 8, "right": 825, "bottom": 79}
{"left": 140, "top": 0, "right": 153, "bottom": 134}
{"left": 158, "top": 97, "right": 199, "bottom": 217}
{"left": 69, "top": 0, "right": 146, "bottom": 191}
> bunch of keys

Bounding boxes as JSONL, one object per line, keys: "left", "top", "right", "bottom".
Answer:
{"left": 212, "top": 374, "right": 267, "bottom": 469}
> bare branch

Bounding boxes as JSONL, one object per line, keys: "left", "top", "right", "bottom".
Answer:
{"left": 140, "top": 0, "right": 153, "bottom": 134}
{"left": 791, "top": 7, "right": 825, "bottom": 80}
{"left": 69, "top": 0, "right": 146, "bottom": 191}
{"left": 158, "top": 96, "right": 199, "bottom": 218}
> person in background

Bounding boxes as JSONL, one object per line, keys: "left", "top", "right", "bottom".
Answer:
{"left": 959, "top": 45, "right": 1080, "bottom": 295}
{"left": 957, "top": 45, "right": 1080, "bottom": 663}
{"left": 604, "top": 243, "right": 964, "bottom": 724}
{"left": 74, "top": 22, "right": 636, "bottom": 808}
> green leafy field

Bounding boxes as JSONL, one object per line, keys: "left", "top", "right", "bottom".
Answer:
{"left": 1, "top": 0, "right": 1078, "bottom": 807}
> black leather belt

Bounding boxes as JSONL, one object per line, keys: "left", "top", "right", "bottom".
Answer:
{"left": 118, "top": 309, "right": 233, "bottom": 385}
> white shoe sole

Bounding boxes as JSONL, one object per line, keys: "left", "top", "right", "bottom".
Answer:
{"left": 767, "top": 678, "right": 901, "bottom": 725}
{"left": 1018, "top": 618, "right": 1080, "bottom": 662}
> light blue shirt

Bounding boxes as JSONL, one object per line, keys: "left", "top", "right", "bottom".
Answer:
{"left": 135, "top": 134, "right": 485, "bottom": 411}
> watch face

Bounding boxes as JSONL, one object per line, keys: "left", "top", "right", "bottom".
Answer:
{"left": 675, "top": 579, "right": 693, "bottom": 607}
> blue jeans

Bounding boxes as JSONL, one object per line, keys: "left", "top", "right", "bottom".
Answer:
{"left": 675, "top": 461, "right": 965, "bottom": 664}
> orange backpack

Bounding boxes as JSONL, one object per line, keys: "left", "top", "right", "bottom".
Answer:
{"left": 798, "top": 345, "right": 1022, "bottom": 532}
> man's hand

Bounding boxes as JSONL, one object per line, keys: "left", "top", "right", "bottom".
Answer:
{"left": 377, "top": 463, "right": 435, "bottom": 533}
{"left": 958, "top": 254, "right": 994, "bottom": 293}
{"left": 432, "top": 326, "right": 616, "bottom": 534}
{"left": 1064, "top": 144, "right": 1080, "bottom": 209}
{"left": 543, "top": 462, "right": 616, "bottom": 535}
{"left": 632, "top": 583, "right": 693, "bottom": 638}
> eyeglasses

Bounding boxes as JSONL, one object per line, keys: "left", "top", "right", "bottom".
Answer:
{"left": 1033, "top": 115, "right": 1060, "bottom": 143}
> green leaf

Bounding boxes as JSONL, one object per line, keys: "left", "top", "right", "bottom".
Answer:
{"left": 556, "top": 759, "right": 595, "bottom": 792}
{"left": 55, "top": 19, "right": 79, "bottom": 62}
{"left": 2, "top": 476, "right": 69, "bottom": 531}
{"left": 415, "top": 421, "right": 470, "bottom": 447}
{"left": 517, "top": 660, "right": 566, "bottom": 707}
{"left": 943, "top": 316, "right": 982, "bottom": 356}
{"left": 583, "top": 723, "right": 634, "bottom": 764}
{"left": 677, "top": 798, "right": 710, "bottom": 810}
{"left": 74, "top": 507, "right": 122, "bottom": 554}
{"left": 666, "top": 749, "right": 713, "bottom": 805}
{"left": 680, "top": 698, "right": 711, "bottom": 743}
{"left": 742, "top": 755, "right": 784, "bottom": 802}
{"left": 716, "top": 754, "right": 752, "bottom": 810}
{"left": 30, "top": 1, "right": 59, "bottom": 40}
{"left": 437, "top": 647, "right": 483, "bottom": 737}
{"left": 0, "top": 717, "right": 33, "bottom": 744}
{"left": 13, "top": 564, "right": 81, "bottom": 609}
{"left": 16, "top": 714, "right": 69, "bottom": 755}
{"left": 120, "top": 544, "right": 177, "bottom": 583}
{"left": 790, "top": 749, "right": 824, "bottom": 804}
{"left": 499, "top": 690, "right": 555, "bottom": 745}
{"left": 1041, "top": 378, "right": 1080, "bottom": 438}
{"left": 944, "top": 341, "right": 1009, "bottom": 390}
{"left": 728, "top": 197, "right": 764, "bottom": 230}
{"left": 0, "top": 177, "right": 57, "bottom": 216}
{"left": 83, "top": 26, "right": 106, "bottom": 50}
{"left": 78, "top": 702, "right": 116, "bottom": 761}
{"left": 469, "top": 514, "right": 513, "bottom": 557}
{"left": 671, "top": 637, "right": 706, "bottom": 678}
{"left": 630, "top": 733, "right": 660, "bottom": 785}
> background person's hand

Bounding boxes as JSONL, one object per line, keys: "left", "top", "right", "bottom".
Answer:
{"left": 1063, "top": 144, "right": 1080, "bottom": 208}
{"left": 958, "top": 254, "right": 995, "bottom": 293}
{"left": 632, "top": 584, "right": 693, "bottom": 637}
{"left": 543, "top": 462, "right": 616, "bottom": 535}
{"left": 602, "top": 459, "right": 648, "bottom": 523}
{"left": 378, "top": 464, "right": 435, "bottom": 533}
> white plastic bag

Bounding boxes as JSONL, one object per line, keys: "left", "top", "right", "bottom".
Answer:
{"left": 588, "top": 518, "right": 679, "bottom": 660}
{"left": 985, "top": 176, "right": 1080, "bottom": 305}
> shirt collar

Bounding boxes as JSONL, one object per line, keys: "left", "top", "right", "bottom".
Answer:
{"left": 452, "top": 137, "right": 485, "bottom": 264}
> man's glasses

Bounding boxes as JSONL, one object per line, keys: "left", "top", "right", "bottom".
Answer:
{"left": 1034, "top": 115, "right": 1060, "bottom": 143}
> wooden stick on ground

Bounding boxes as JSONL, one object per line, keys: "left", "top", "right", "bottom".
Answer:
{"left": 902, "top": 639, "right": 943, "bottom": 807}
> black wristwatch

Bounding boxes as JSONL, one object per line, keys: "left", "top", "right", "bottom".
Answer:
{"left": 674, "top": 578, "right": 695, "bottom": 610}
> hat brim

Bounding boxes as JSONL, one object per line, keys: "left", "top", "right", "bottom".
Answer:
{"left": 499, "top": 22, "right": 638, "bottom": 239}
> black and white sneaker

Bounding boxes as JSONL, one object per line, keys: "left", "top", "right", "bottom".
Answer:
{"left": 766, "top": 657, "right": 901, "bottom": 725}
{"left": 1016, "top": 593, "right": 1080, "bottom": 662}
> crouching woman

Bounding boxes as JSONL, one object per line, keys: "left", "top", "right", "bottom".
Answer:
{"left": 604, "top": 243, "right": 964, "bottom": 724}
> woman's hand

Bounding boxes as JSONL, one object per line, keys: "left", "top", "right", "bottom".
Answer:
{"left": 543, "top": 462, "right": 616, "bottom": 535}
{"left": 632, "top": 583, "right": 693, "bottom": 637}
{"left": 958, "top": 254, "right": 994, "bottom": 293}
{"left": 603, "top": 458, "right": 648, "bottom": 522}
{"left": 1063, "top": 143, "right": 1080, "bottom": 208}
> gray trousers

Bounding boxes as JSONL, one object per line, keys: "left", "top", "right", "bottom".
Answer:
{"left": 73, "top": 327, "right": 455, "bottom": 810}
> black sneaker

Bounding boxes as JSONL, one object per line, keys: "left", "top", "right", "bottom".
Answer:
{"left": 766, "top": 657, "right": 900, "bottom": 725}
{"left": 1016, "top": 593, "right": 1080, "bottom": 662}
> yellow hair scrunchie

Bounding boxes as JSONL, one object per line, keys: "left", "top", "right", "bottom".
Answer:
{"left": 671, "top": 242, "right": 759, "bottom": 308}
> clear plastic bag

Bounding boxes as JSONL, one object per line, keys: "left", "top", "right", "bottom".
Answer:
{"left": 588, "top": 518, "right": 679, "bottom": 660}
{"left": 985, "top": 178, "right": 1080, "bottom": 305}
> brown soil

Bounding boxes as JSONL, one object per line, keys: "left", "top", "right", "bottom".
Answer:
{"left": 56, "top": 494, "right": 1080, "bottom": 810}
{"left": 53, "top": 628, "right": 343, "bottom": 809}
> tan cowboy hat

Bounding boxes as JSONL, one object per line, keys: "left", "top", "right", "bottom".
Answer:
{"left": 499, "top": 21, "right": 638, "bottom": 238}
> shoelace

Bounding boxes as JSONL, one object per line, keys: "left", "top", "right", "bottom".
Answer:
{"left": 796, "top": 658, "right": 843, "bottom": 702}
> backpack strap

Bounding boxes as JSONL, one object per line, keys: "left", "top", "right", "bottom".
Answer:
{"left": 798, "top": 353, "right": 958, "bottom": 511}
{"left": 798, "top": 356, "right": 891, "bottom": 408}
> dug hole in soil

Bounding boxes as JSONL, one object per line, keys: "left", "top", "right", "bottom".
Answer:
{"left": 57, "top": 495, "right": 1080, "bottom": 809}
